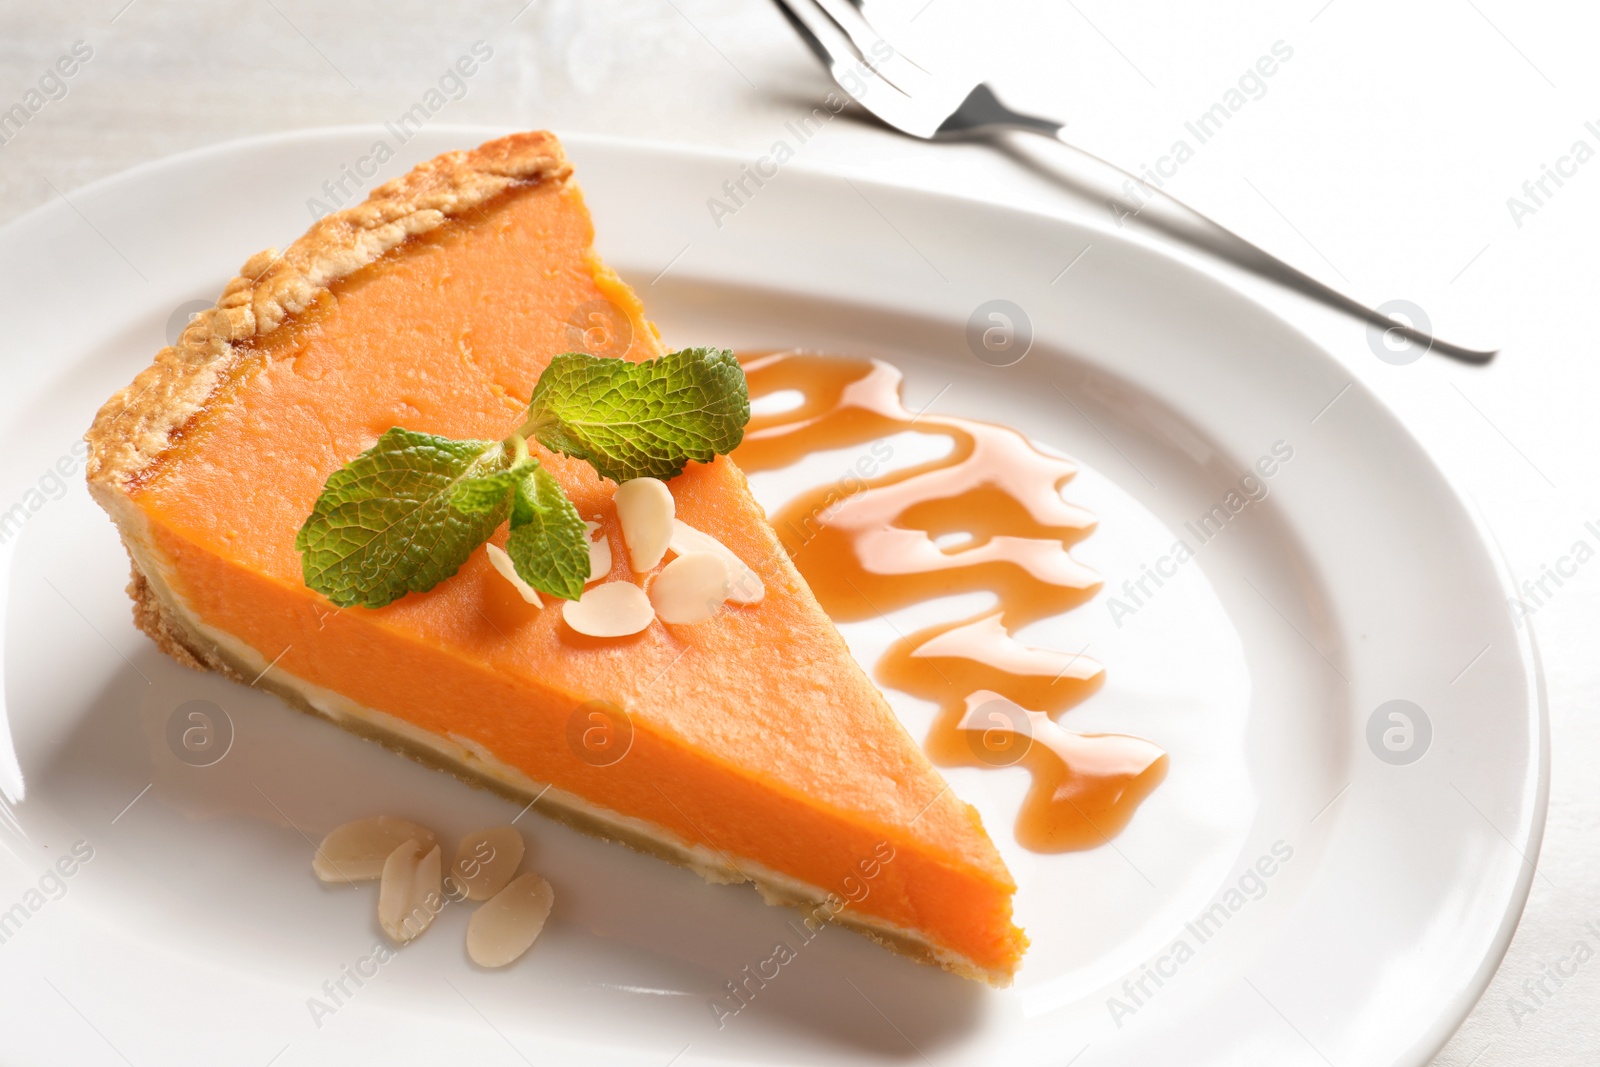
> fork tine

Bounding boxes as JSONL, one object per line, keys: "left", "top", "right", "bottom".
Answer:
{"left": 772, "top": 0, "right": 930, "bottom": 100}
{"left": 769, "top": 0, "right": 965, "bottom": 137}
{"left": 767, "top": 0, "right": 837, "bottom": 68}
{"left": 811, "top": 0, "right": 932, "bottom": 75}
{"left": 807, "top": 0, "right": 941, "bottom": 101}
{"left": 767, "top": 0, "right": 859, "bottom": 71}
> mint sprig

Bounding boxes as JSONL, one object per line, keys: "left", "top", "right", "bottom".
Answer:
{"left": 505, "top": 466, "right": 590, "bottom": 601}
{"left": 526, "top": 347, "right": 749, "bottom": 483}
{"left": 296, "top": 348, "right": 747, "bottom": 609}
{"left": 294, "top": 429, "right": 507, "bottom": 609}
{"left": 450, "top": 456, "right": 541, "bottom": 515}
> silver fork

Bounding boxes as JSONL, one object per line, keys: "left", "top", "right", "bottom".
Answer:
{"left": 769, "top": 0, "right": 1495, "bottom": 364}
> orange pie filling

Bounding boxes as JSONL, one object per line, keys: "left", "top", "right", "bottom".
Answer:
{"left": 91, "top": 135, "right": 1027, "bottom": 982}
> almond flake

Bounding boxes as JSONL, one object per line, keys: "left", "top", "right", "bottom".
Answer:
{"left": 485, "top": 543, "right": 542, "bottom": 607}
{"left": 614, "top": 478, "right": 674, "bottom": 572}
{"left": 562, "top": 581, "right": 655, "bottom": 637}
{"left": 466, "top": 872, "right": 554, "bottom": 968}
{"left": 584, "top": 521, "right": 612, "bottom": 584}
{"left": 452, "top": 826, "right": 526, "bottom": 901}
{"left": 313, "top": 816, "right": 439, "bottom": 883}
{"left": 378, "top": 839, "right": 443, "bottom": 943}
{"left": 649, "top": 551, "right": 730, "bottom": 624}
{"left": 669, "top": 520, "right": 765, "bottom": 604}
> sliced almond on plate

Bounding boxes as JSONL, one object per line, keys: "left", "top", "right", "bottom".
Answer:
{"left": 614, "top": 478, "right": 674, "bottom": 572}
{"left": 466, "top": 872, "right": 555, "bottom": 968}
{"left": 378, "top": 839, "right": 443, "bottom": 943}
{"left": 485, "top": 543, "right": 542, "bottom": 607}
{"left": 669, "top": 519, "right": 764, "bottom": 604}
{"left": 584, "top": 520, "right": 612, "bottom": 583}
{"left": 313, "top": 816, "right": 439, "bottom": 883}
{"left": 649, "top": 551, "right": 730, "bottom": 624}
{"left": 451, "top": 826, "right": 526, "bottom": 901}
{"left": 562, "top": 581, "right": 655, "bottom": 637}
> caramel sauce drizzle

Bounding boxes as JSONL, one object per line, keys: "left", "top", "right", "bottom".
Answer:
{"left": 733, "top": 352, "right": 1167, "bottom": 852}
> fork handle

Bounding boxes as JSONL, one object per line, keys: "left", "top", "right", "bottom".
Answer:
{"left": 994, "top": 120, "right": 1495, "bottom": 364}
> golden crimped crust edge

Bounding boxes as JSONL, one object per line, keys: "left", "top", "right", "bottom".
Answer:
{"left": 126, "top": 556, "right": 1016, "bottom": 987}
{"left": 83, "top": 130, "right": 572, "bottom": 490}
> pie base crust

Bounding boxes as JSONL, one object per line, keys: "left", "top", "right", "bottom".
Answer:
{"left": 83, "top": 131, "right": 1015, "bottom": 987}
{"left": 127, "top": 558, "right": 1007, "bottom": 986}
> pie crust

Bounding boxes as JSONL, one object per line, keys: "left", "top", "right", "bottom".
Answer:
{"left": 83, "top": 132, "right": 1015, "bottom": 986}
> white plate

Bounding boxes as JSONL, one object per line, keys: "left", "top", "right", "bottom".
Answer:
{"left": 0, "top": 128, "right": 1543, "bottom": 1067}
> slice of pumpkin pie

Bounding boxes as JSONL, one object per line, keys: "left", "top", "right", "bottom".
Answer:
{"left": 84, "top": 131, "right": 1026, "bottom": 983}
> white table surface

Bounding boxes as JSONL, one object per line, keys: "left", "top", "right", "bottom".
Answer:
{"left": 1, "top": 1, "right": 1594, "bottom": 1063}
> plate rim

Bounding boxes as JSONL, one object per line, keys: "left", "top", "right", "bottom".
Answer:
{"left": 0, "top": 123, "right": 1549, "bottom": 1067}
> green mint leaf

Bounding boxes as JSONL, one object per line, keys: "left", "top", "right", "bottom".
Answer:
{"left": 298, "top": 346, "right": 752, "bottom": 609}
{"left": 525, "top": 347, "right": 749, "bottom": 483}
{"left": 505, "top": 467, "right": 590, "bottom": 601}
{"left": 450, "top": 456, "right": 540, "bottom": 514}
{"left": 295, "top": 428, "right": 507, "bottom": 609}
